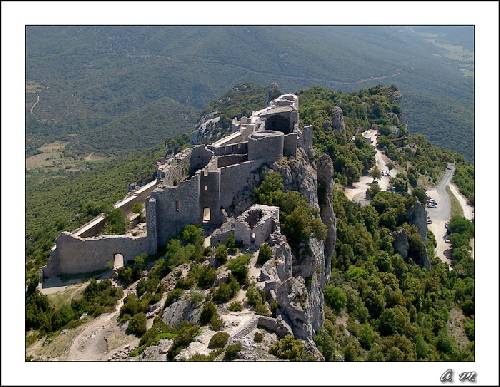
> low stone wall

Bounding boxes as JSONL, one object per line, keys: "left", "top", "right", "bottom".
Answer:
{"left": 43, "top": 232, "right": 149, "bottom": 277}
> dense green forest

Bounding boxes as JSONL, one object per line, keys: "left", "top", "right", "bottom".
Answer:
{"left": 26, "top": 26, "right": 473, "bottom": 160}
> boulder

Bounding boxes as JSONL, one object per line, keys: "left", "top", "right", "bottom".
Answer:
{"left": 161, "top": 295, "right": 202, "bottom": 327}
{"left": 257, "top": 315, "right": 293, "bottom": 338}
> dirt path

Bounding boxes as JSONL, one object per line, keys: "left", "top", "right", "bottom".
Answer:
{"left": 344, "top": 129, "right": 397, "bottom": 202}
{"left": 30, "top": 94, "right": 40, "bottom": 114}
{"left": 66, "top": 286, "right": 138, "bottom": 361}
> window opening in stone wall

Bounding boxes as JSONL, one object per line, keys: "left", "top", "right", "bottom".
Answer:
{"left": 204, "top": 185, "right": 208, "bottom": 191}
{"left": 251, "top": 232, "right": 256, "bottom": 243}
{"left": 176, "top": 200, "right": 180, "bottom": 212}
{"left": 203, "top": 207, "right": 211, "bottom": 222}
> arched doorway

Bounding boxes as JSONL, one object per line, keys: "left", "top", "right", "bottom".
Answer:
{"left": 113, "top": 253, "right": 124, "bottom": 270}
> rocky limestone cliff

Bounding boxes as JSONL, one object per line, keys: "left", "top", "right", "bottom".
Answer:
{"left": 331, "top": 106, "right": 346, "bottom": 131}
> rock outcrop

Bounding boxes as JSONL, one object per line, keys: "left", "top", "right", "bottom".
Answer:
{"left": 408, "top": 201, "right": 428, "bottom": 241}
{"left": 317, "top": 154, "right": 336, "bottom": 280}
{"left": 161, "top": 292, "right": 204, "bottom": 327}
{"left": 332, "top": 106, "right": 346, "bottom": 131}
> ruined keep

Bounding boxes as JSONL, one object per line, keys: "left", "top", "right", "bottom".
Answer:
{"left": 43, "top": 94, "right": 313, "bottom": 277}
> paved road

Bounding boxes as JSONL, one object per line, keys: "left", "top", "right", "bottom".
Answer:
{"left": 426, "top": 165, "right": 455, "bottom": 265}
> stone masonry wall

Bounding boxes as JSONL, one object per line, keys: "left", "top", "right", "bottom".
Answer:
{"left": 43, "top": 232, "right": 149, "bottom": 277}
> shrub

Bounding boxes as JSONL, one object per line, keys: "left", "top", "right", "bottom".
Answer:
{"left": 228, "top": 301, "right": 242, "bottom": 312}
{"left": 212, "top": 275, "right": 240, "bottom": 304}
{"left": 126, "top": 313, "right": 147, "bottom": 337}
{"left": 167, "top": 323, "right": 200, "bottom": 360}
{"left": 215, "top": 244, "right": 228, "bottom": 265}
{"left": 208, "top": 332, "right": 230, "bottom": 349}
{"left": 200, "top": 301, "right": 217, "bottom": 326}
{"left": 255, "top": 302, "right": 271, "bottom": 317}
{"left": 254, "top": 331, "right": 264, "bottom": 343}
{"left": 246, "top": 285, "right": 263, "bottom": 307}
{"left": 164, "top": 288, "right": 183, "bottom": 307}
{"left": 224, "top": 342, "right": 242, "bottom": 361}
{"left": 257, "top": 243, "right": 273, "bottom": 266}
{"left": 132, "top": 202, "right": 143, "bottom": 214}
{"left": 324, "top": 285, "right": 347, "bottom": 313}
{"left": 195, "top": 265, "right": 216, "bottom": 289}
{"left": 103, "top": 208, "right": 127, "bottom": 234}
{"left": 226, "top": 254, "right": 251, "bottom": 284}
{"left": 209, "top": 314, "right": 224, "bottom": 331}
{"left": 270, "top": 336, "right": 305, "bottom": 361}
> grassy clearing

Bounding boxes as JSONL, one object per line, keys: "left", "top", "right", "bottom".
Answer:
{"left": 447, "top": 186, "right": 464, "bottom": 218}
{"left": 46, "top": 283, "right": 87, "bottom": 309}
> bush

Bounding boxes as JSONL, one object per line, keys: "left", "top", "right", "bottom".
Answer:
{"left": 193, "top": 264, "right": 216, "bottom": 289}
{"left": 212, "top": 275, "right": 240, "bottom": 304}
{"left": 200, "top": 301, "right": 217, "bottom": 326}
{"left": 226, "top": 254, "right": 251, "bottom": 284}
{"left": 228, "top": 301, "right": 243, "bottom": 312}
{"left": 208, "top": 332, "right": 230, "bottom": 349}
{"left": 167, "top": 323, "right": 200, "bottom": 360}
{"left": 103, "top": 208, "right": 127, "bottom": 234}
{"left": 224, "top": 342, "right": 242, "bottom": 361}
{"left": 215, "top": 244, "right": 228, "bottom": 265}
{"left": 209, "top": 314, "right": 224, "bottom": 331}
{"left": 126, "top": 313, "right": 147, "bottom": 337}
{"left": 324, "top": 285, "right": 347, "bottom": 313}
{"left": 246, "top": 285, "right": 263, "bottom": 307}
{"left": 270, "top": 335, "right": 305, "bottom": 361}
{"left": 255, "top": 302, "right": 271, "bottom": 316}
{"left": 132, "top": 202, "right": 143, "bottom": 214}
{"left": 254, "top": 331, "right": 264, "bottom": 343}
{"left": 164, "top": 289, "right": 183, "bottom": 307}
{"left": 257, "top": 243, "right": 273, "bottom": 266}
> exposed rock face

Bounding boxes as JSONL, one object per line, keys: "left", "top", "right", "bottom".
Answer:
{"left": 257, "top": 315, "right": 293, "bottom": 338}
{"left": 393, "top": 228, "right": 410, "bottom": 259}
{"left": 408, "top": 201, "right": 427, "bottom": 241}
{"left": 392, "top": 227, "right": 430, "bottom": 269}
{"left": 161, "top": 293, "right": 203, "bottom": 327}
{"left": 138, "top": 339, "right": 173, "bottom": 361}
{"left": 332, "top": 106, "right": 346, "bottom": 131}
{"left": 317, "top": 154, "right": 337, "bottom": 281}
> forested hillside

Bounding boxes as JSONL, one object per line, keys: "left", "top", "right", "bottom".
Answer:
{"left": 26, "top": 26, "right": 474, "bottom": 160}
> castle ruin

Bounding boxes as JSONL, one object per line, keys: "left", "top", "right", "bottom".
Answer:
{"left": 43, "top": 94, "right": 313, "bottom": 278}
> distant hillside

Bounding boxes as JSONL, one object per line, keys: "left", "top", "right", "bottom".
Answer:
{"left": 26, "top": 26, "right": 474, "bottom": 160}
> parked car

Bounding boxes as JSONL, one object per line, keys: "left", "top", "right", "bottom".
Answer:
{"left": 426, "top": 219, "right": 432, "bottom": 224}
{"left": 445, "top": 237, "right": 451, "bottom": 243}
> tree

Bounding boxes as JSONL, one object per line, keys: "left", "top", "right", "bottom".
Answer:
{"left": 257, "top": 243, "right": 273, "bottom": 266}
{"left": 324, "top": 285, "right": 347, "bottom": 313}
{"left": 104, "top": 208, "right": 127, "bottom": 234}
{"left": 126, "top": 312, "right": 147, "bottom": 336}
{"left": 412, "top": 186, "right": 427, "bottom": 204}
{"left": 370, "top": 165, "right": 382, "bottom": 181}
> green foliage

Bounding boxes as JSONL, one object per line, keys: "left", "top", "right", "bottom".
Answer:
{"left": 211, "top": 275, "right": 240, "bottom": 304}
{"left": 228, "top": 301, "right": 243, "bottom": 312}
{"left": 26, "top": 279, "right": 122, "bottom": 334}
{"left": 270, "top": 336, "right": 305, "bottom": 361}
{"left": 254, "top": 331, "right": 264, "bottom": 343}
{"left": 103, "top": 208, "right": 127, "bottom": 234}
{"left": 167, "top": 322, "right": 201, "bottom": 360}
{"left": 224, "top": 342, "right": 242, "bottom": 361}
{"left": 164, "top": 289, "right": 183, "bottom": 308}
{"left": 130, "top": 317, "right": 176, "bottom": 356}
{"left": 257, "top": 243, "right": 273, "bottom": 266}
{"left": 246, "top": 285, "right": 264, "bottom": 307}
{"left": 226, "top": 254, "right": 251, "bottom": 285}
{"left": 453, "top": 162, "right": 474, "bottom": 204}
{"left": 126, "top": 312, "right": 147, "bottom": 337}
{"left": 208, "top": 332, "right": 230, "bottom": 349}
{"left": 412, "top": 186, "right": 427, "bottom": 204}
{"left": 131, "top": 202, "right": 143, "bottom": 214}
{"left": 200, "top": 301, "right": 217, "bottom": 326}
{"left": 324, "top": 285, "right": 347, "bottom": 313}
{"left": 215, "top": 244, "right": 228, "bottom": 265}
{"left": 255, "top": 172, "right": 327, "bottom": 250}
